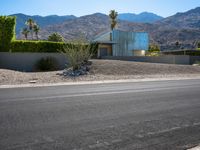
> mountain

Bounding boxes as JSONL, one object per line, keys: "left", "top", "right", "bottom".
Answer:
{"left": 39, "top": 13, "right": 153, "bottom": 40}
{"left": 156, "top": 7, "right": 200, "bottom": 30}
{"left": 14, "top": 7, "right": 200, "bottom": 50}
{"left": 150, "top": 7, "right": 200, "bottom": 49}
{"left": 10, "top": 13, "right": 76, "bottom": 36}
{"left": 39, "top": 13, "right": 110, "bottom": 40}
{"left": 118, "top": 12, "right": 163, "bottom": 23}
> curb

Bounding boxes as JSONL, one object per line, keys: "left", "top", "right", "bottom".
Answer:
{"left": 1, "top": 77, "right": 200, "bottom": 89}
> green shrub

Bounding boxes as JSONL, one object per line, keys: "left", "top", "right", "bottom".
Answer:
{"left": 9, "top": 40, "right": 98, "bottom": 55}
{"left": 35, "top": 57, "right": 59, "bottom": 71}
{"left": 10, "top": 40, "right": 65, "bottom": 52}
{"left": 148, "top": 44, "right": 160, "bottom": 52}
{"left": 146, "top": 44, "right": 160, "bottom": 56}
{"left": 48, "top": 33, "right": 64, "bottom": 42}
{"left": 0, "top": 16, "right": 16, "bottom": 51}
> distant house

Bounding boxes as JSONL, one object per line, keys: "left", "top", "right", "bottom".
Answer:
{"left": 93, "top": 30, "right": 149, "bottom": 57}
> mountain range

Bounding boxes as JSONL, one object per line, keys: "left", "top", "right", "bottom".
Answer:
{"left": 11, "top": 12, "right": 163, "bottom": 36}
{"left": 10, "top": 7, "right": 200, "bottom": 50}
{"left": 118, "top": 12, "right": 163, "bottom": 23}
{"left": 10, "top": 13, "right": 76, "bottom": 35}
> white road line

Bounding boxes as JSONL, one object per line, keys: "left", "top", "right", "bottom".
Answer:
{"left": 1, "top": 77, "right": 200, "bottom": 89}
{"left": 1, "top": 84, "right": 200, "bottom": 103}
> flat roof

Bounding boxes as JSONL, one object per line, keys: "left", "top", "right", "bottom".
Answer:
{"left": 95, "top": 41, "right": 117, "bottom": 44}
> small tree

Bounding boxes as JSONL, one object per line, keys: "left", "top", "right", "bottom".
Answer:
{"left": 48, "top": 33, "right": 64, "bottom": 42}
{"left": 21, "top": 27, "right": 29, "bottom": 40}
{"left": 33, "top": 24, "right": 40, "bottom": 40}
{"left": 60, "top": 39, "right": 97, "bottom": 71}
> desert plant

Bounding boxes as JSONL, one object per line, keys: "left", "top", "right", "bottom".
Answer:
{"left": 148, "top": 44, "right": 160, "bottom": 52}
{"left": 35, "top": 57, "right": 59, "bottom": 71}
{"left": 60, "top": 39, "right": 97, "bottom": 71}
{"left": 21, "top": 27, "right": 29, "bottom": 40}
{"left": 48, "top": 33, "right": 64, "bottom": 42}
{"left": 146, "top": 44, "right": 160, "bottom": 56}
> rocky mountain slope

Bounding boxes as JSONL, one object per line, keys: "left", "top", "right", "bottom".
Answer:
{"left": 10, "top": 13, "right": 76, "bottom": 36}
{"left": 13, "top": 7, "right": 200, "bottom": 50}
{"left": 150, "top": 7, "right": 200, "bottom": 49}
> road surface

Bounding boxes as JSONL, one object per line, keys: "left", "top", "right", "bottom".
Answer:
{"left": 0, "top": 79, "right": 200, "bottom": 150}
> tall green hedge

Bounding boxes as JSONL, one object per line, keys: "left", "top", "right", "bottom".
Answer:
{"left": 10, "top": 40, "right": 98, "bottom": 55}
{"left": 10, "top": 40, "right": 65, "bottom": 52}
{"left": 0, "top": 16, "right": 16, "bottom": 51}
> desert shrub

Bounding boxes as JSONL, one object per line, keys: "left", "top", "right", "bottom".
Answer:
{"left": 0, "top": 16, "right": 16, "bottom": 51}
{"left": 60, "top": 39, "right": 97, "bottom": 71}
{"left": 146, "top": 44, "right": 160, "bottom": 56}
{"left": 35, "top": 57, "right": 59, "bottom": 71}
{"left": 48, "top": 33, "right": 64, "bottom": 42}
{"left": 148, "top": 44, "right": 160, "bottom": 52}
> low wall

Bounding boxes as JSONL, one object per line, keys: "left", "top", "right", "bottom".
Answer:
{"left": 0, "top": 52, "right": 67, "bottom": 71}
{"left": 102, "top": 55, "right": 200, "bottom": 65}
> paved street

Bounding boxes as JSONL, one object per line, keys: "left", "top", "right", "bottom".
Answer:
{"left": 0, "top": 79, "right": 200, "bottom": 150}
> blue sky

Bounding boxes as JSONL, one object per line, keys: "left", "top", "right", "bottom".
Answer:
{"left": 0, "top": 0, "right": 200, "bottom": 17}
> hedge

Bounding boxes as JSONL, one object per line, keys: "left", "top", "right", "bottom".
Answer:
{"left": 10, "top": 40, "right": 65, "bottom": 53}
{"left": 10, "top": 40, "right": 98, "bottom": 55}
{"left": 0, "top": 16, "right": 16, "bottom": 51}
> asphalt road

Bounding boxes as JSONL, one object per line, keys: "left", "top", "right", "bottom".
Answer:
{"left": 0, "top": 79, "right": 200, "bottom": 150}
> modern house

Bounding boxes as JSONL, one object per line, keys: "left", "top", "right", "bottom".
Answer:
{"left": 93, "top": 30, "right": 149, "bottom": 57}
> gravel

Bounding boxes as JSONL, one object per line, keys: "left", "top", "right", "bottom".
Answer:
{"left": 1, "top": 59, "right": 200, "bottom": 85}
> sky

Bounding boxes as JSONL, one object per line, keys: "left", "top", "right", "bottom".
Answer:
{"left": 0, "top": 0, "right": 200, "bottom": 17}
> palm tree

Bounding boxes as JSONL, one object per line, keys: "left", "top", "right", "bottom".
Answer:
{"left": 25, "top": 18, "right": 35, "bottom": 40}
{"left": 109, "top": 10, "right": 118, "bottom": 31}
{"left": 33, "top": 24, "right": 40, "bottom": 40}
{"left": 21, "top": 27, "right": 29, "bottom": 40}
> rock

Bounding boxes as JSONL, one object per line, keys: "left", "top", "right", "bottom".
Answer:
{"left": 63, "top": 63, "right": 90, "bottom": 77}
{"left": 29, "top": 80, "right": 37, "bottom": 83}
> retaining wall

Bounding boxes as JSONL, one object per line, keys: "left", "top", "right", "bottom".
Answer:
{"left": 0, "top": 52, "right": 67, "bottom": 71}
{"left": 102, "top": 55, "right": 200, "bottom": 65}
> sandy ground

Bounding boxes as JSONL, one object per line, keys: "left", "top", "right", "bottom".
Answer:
{"left": 1, "top": 59, "right": 200, "bottom": 85}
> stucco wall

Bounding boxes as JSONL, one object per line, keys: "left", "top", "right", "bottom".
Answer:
{"left": 0, "top": 52, "right": 67, "bottom": 71}
{"left": 101, "top": 55, "right": 200, "bottom": 65}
